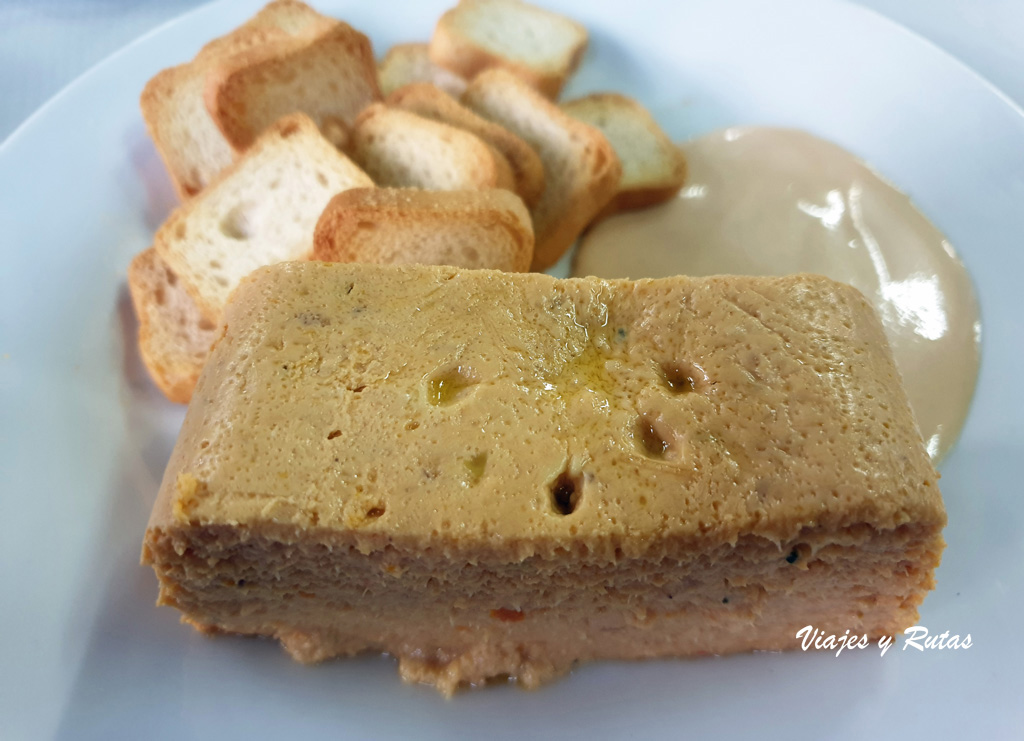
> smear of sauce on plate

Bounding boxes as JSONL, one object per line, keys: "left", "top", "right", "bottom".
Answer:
{"left": 573, "top": 127, "right": 980, "bottom": 463}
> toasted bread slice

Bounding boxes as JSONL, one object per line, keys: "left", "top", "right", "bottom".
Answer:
{"left": 128, "top": 247, "right": 220, "bottom": 404}
{"left": 563, "top": 93, "right": 686, "bottom": 213}
{"left": 197, "top": 0, "right": 336, "bottom": 59}
{"left": 142, "top": 63, "right": 243, "bottom": 200}
{"left": 462, "top": 69, "right": 620, "bottom": 270}
{"left": 429, "top": 0, "right": 587, "bottom": 98}
{"left": 205, "top": 21, "right": 381, "bottom": 152}
{"left": 313, "top": 187, "right": 533, "bottom": 271}
{"left": 155, "top": 114, "right": 373, "bottom": 322}
{"left": 140, "top": 0, "right": 335, "bottom": 199}
{"left": 387, "top": 83, "right": 545, "bottom": 207}
{"left": 348, "top": 103, "right": 509, "bottom": 191}
{"left": 378, "top": 43, "right": 468, "bottom": 98}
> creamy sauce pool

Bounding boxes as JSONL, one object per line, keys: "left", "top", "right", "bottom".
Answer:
{"left": 573, "top": 127, "right": 980, "bottom": 463}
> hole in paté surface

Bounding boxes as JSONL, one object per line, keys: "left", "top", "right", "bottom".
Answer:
{"left": 463, "top": 452, "right": 488, "bottom": 485}
{"left": 549, "top": 469, "right": 583, "bottom": 516}
{"left": 425, "top": 365, "right": 478, "bottom": 406}
{"left": 661, "top": 361, "right": 706, "bottom": 394}
{"left": 636, "top": 414, "right": 671, "bottom": 458}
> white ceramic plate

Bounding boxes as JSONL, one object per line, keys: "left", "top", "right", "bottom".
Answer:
{"left": 2, "top": 0, "right": 1023, "bottom": 737}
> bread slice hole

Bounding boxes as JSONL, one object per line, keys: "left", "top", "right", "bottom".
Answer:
{"left": 549, "top": 469, "right": 583, "bottom": 516}
{"left": 220, "top": 202, "right": 256, "bottom": 240}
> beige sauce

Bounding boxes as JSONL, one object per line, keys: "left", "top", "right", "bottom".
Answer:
{"left": 573, "top": 127, "right": 980, "bottom": 463}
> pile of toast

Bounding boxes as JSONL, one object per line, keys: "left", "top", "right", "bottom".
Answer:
{"left": 129, "top": 0, "right": 688, "bottom": 403}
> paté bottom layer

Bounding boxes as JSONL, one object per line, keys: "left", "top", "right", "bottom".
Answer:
{"left": 147, "top": 524, "right": 942, "bottom": 695}
{"left": 180, "top": 595, "right": 920, "bottom": 696}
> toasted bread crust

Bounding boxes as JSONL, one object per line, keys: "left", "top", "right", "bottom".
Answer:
{"left": 141, "top": 64, "right": 209, "bottom": 200}
{"left": 604, "top": 182, "right": 688, "bottom": 213}
{"left": 205, "top": 21, "right": 381, "bottom": 151}
{"left": 155, "top": 113, "right": 373, "bottom": 322}
{"left": 140, "top": 1, "right": 336, "bottom": 199}
{"left": 429, "top": 0, "right": 587, "bottom": 98}
{"left": 348, "top": 103, "right": 505, "bottom": 191}
{"left": 563, "top": 92, "right": 687, "bottom": 217}
{"left": 463, "top": 69, "right": 621, "bottom": 270}
{"left": 197, "top": 2, "right": 335, "bottom": 61}
{"left": 387, "top": 82, "right": 545, "bottom": 207}
{"left": 313, "top": 187, "right": 534, "bottom": 271}
{"left": 378, "top": 43, "right": 469, "bottom": 98}
{"left": 127, "top": 248, "right": 220, "bottom": 403}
